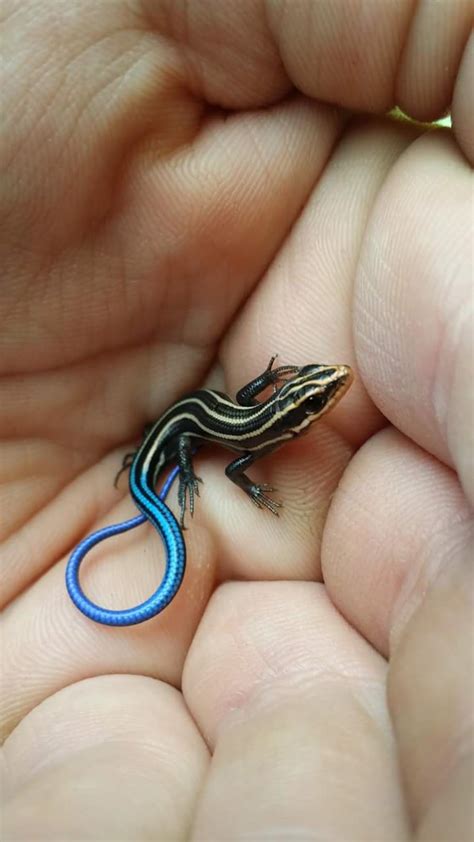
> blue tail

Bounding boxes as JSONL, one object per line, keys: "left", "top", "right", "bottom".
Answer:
{"left": 66, "top": 464, "right": 185, "bottom": 626}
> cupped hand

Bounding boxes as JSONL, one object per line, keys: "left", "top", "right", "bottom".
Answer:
{"left": 2, "top": 2, "right": 472, "bottom": 839}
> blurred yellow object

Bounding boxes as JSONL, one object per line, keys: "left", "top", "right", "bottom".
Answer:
{"left": 389, "top": 107, "right": 452, "bottom": 128}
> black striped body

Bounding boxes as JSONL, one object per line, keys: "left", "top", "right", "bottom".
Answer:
{"left": 135, "top": 387, "right": 295, "bottom": 488}
{"left": 131, "top": 360, "right": 353, "bottom": 524}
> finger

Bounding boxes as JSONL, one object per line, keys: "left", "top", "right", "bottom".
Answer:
{"left": 1, "top": 512, "right": 214, "bottom": 741}
{"left": 322, "top": 426, "right": 473, "bottom": 836}
{"left": 388, "top": 537, "right": 473, "bottom": 839}
{"left": 183, "top": 582, "right": 409, "bottom": 841}
{"left": 322, "top": 426, "right": 472, "bottom": 657}
{"left": 4, "top": 675, "right": 208, "bottom": 839}
{"left": 395, "top": 0, "right": 473, "bottom": 123}
{"left": 266, "top": 0, "right": 413, "bottom": 113}
{"left": 452, "top": 30, "right": 474, "bottom": 162}
{"left": 150, "top": 0, "right": 471, "bottom": 154}
{"left": 353, "top": 131, "right": 473, "bottom": 505}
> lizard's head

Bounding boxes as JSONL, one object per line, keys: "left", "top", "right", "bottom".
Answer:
{"left": 276, "top": 364, "right": 353, "bottom": 434}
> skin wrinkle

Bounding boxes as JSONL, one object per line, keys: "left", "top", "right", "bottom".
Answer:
{"left": 8, "top": 735, "right": 178, "bottom": 794}
{"left": 434, "top": 291, "right": 472, "bottom": 447}
{"left": 185, "top": 583, "right": 389, "bottom": 733}
{"left": 221, "top": 670, "right": 390, "bottom": 737}
{"left": 388, "top": 556, "right": 473, "bottom": 825}
{"left": 389, "top": 0, "right": 418, "bottom": 106}
{"left": 390, "top": 519, "right": 474, "bottom": 658}
{"left": 356, "top": 278, "right": 405, "bottom": 389}
{"left": 1, "top": 450, "right": 135, "bottom": 607}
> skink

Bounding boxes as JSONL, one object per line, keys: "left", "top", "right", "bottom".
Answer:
{"left": 66, "top": 357, "right": 353, "bottom": 626}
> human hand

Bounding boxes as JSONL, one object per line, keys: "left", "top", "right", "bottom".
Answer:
{"left": 2, "top": 2, "right": 472, "bottom": 839}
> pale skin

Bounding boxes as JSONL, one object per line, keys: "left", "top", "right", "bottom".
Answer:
{"left": 1, "top": 1, "right": 473, "bottom": 839}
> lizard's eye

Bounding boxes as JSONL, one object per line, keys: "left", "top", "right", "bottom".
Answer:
{"left": 304, "top": 392, "right": 327, "bottom": 414}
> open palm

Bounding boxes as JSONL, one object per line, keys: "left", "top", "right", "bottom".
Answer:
{"left": 2, "top": 2, "right": 472, "bottom": 839}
